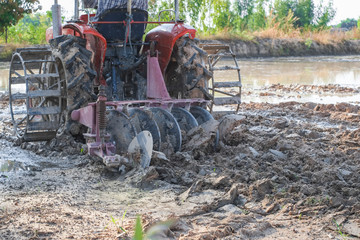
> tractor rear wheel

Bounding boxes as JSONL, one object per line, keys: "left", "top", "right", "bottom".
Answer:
{"left": 165, "top": 36, "right": 211, "bottom": 99}
{"left": 49, "top": 35, "right": 97, "bottom": 136}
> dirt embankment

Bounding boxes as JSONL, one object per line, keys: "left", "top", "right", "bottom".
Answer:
{"left": 2, "top": 38, "right": 360, "bottom": 62}
{"left": 201, "top": 38, "right": 360, "bottom": 58}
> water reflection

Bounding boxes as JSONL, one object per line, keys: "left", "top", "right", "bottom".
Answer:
{"left": 0, "top": 62, "right": 10, "bottom": 92}
{"left": 232, "top": 55, "right": 360, "bottom": 88}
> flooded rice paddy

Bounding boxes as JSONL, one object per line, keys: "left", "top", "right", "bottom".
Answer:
{"left": 1, "top": 55, "right": 360, "bottom": 104}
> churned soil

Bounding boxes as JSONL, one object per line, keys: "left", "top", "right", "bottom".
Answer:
{"left": 0, "top": 89, "right": 359, "bottom": 239}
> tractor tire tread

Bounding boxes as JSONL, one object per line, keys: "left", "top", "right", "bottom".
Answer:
{"left": 165, "top": 36, "right": 210, "bottom": 99}
{"left": 50, "top": 35, "right": 96, "bottom": 135}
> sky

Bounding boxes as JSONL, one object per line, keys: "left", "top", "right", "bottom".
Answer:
{"left": 39, "top": 0, "right": 360, "bottom": 26}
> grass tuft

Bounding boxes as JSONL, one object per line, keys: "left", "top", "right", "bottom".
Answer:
{"left": 0, "top": 43, "right": 27, "bottom": 61}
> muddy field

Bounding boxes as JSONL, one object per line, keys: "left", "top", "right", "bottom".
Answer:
{"left": 0, "top": 86, "right": 359, "bottom": 239}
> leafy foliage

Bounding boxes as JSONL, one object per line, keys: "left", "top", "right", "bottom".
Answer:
{"left": 148, "top": 0, "right": 336, "bottom": 33}
{"left": 2, "top": 12, "right": 52, "bottom": 44}
{"left": 250, "top": 0, "right": 267, "bottom": 30}
{"left": 0, "top": 0, "right": 40, "bottom": 43}
{"left": 338, "top": 18, "right": 358, "bottom": 29}
{"left": 314, "top": 0, "right": 336, "bottom": 29}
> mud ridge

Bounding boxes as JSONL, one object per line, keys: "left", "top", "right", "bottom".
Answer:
{"left": 202, "top": 38, "right": 360, "bottom": 58}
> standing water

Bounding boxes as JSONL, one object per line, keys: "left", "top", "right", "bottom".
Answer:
{"left": 1, "top": 56, "right": 360, "bottom": 103}
{"left": 214, "top": 55, "right": 360, "bottom": 104}
{"left": 0, "top": 62, "right": 10, "bottom": 93}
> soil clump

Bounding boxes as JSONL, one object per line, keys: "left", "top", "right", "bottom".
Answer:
{"left": 0, "top": 90, "right": 359, "bottom": 239}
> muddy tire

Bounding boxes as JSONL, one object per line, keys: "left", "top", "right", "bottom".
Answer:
{"left": 49, "top": 35, "right": 97, "bottom": 136}
{"left": 165, "top": 36, "right": 211, "bottom": 99}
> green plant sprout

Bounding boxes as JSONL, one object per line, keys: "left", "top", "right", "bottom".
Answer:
{"left": 333, "top": 219, "right": 349, "bottom": 240}
{"left": 133, "top": 216, "right": 143, "bottom": 240}
{"left": 105, "top": 213, "right": 127, "bottom": 234}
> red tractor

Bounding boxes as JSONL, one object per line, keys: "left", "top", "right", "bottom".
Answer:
{"left": 9, "top": 0, "right": 241, "bottom": 167}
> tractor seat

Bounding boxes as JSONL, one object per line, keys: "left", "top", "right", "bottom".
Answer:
{"left": 95, "top": 8, "right": 148, "bottom": 43}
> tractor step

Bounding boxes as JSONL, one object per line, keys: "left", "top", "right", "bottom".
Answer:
{"left": 23, "top": 59, "right": 56, "bottom": 63}
{"left": 9, "top": 77, "right": 26, "bottom": 84}
{"left": 28, "top": 106, "right": 61, "bottom": 115}
{"left": 12, "top": 60, "right": 56, "bottom": 65}
{"left": 213, "top": 81, "right": 242, "bottom": 88}
{"left": 16, "top": 48, "right": 52, "bottom": 54}
{"left": 200, "top": 44, "right": 230, "bottom": 54}
{"left": 27, "top": 121, "right": 59, "bottom": 131}
{"left": 28, "top": 90, "right": 61, "bottom": 98}
{"left": 200, "top": 43, "right": 242, "bottom": 112}
{"left": 10, "top": 74, "right": 60, "bottom": 84}
{"left": 27, "top": 73, "right": 60, "bottom": 79}
{"left": 214, "top": 97, "right": 241, "bottom": 105}
{"left": 10, "top": 93, "right": 27, "bottom": 100}
{"left": 12, "top": 107, "right": 61, "bottom": 118}
{"left": 208, "top": 53, "right": 235, "bottom": 57}
{"left": 23, "top": 131, "right": 57, "bottom": 142}
{"left": 9, "top": 47, "right": 63, "bottom": 144}
{"left": 11, "top": 90, "right": 61, "bottom": 100}
{"left": 211, "top": 66, "right": 240, "bottom": 71}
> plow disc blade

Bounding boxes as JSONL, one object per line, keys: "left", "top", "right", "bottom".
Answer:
{"left": 171, "top": 107, "right": 198, "bottom": 132}
{"left": 190, "top": 106, "right": 219, "bottom": 149}
{"left": 128, "top": 108, "right": 161, "bottom": 151}
{"left": 190, "top": 106, "right": 214, "bottom": 124}
{"left": 128, "top": 131, "right": 153, "bottom": 168}
{"left": 106, "top": 110, "right": 137, "bottom": 154}
{"left": 150, "top": 107, "right": 182, "bottom": 154}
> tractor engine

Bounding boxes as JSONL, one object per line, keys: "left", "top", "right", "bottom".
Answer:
{"left": 96, "top": 8, "right": 148, "bottom": 101}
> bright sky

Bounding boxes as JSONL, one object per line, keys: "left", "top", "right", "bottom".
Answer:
{"left": 39, "top": 0, "right": 360, "bottom": 25}
{"left": 314, "top": 0, "right": 360, "bottom": 25}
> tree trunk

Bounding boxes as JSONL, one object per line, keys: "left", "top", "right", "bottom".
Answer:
{"left": 5, "top": 26, "right": 8, "bottom": 44}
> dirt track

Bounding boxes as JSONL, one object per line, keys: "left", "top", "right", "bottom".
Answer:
{"left": 0, "top": 87, "right": 359, "bottom": 239}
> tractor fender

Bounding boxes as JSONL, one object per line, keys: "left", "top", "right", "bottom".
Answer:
{"left": 46, "top": 22, "right": 107, "bottom": 85}
{"left": 144, "top": 23, "right": 196, "bottom": 74}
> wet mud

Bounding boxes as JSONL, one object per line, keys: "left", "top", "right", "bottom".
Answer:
{"left": 0, "top": 87, "right": 360, "bottom": 239}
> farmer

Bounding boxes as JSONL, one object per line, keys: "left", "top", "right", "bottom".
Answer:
{"left": 82, "top": 0, "right": 148, "bottom": 12}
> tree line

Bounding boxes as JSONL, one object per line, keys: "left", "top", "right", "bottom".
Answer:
{"left": 1, "top": 0, "right": 360, "bottom": 45}
{"left": 0, "top": 0, "right": 40, "bottom": 43}
{"left": 148, "top": 0, "right": 337, "bottom": 33}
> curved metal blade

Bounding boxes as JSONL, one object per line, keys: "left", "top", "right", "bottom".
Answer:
{"left": 128, "top": 130, "right": 153, "bottom": 168}
{"left": 106, "top": 110, "right": 137, "bottom": 154}
{"left": 150, "top": 107, "right": 182, "bottom": 154}
{"left": 190, "top": 106, "right": 219, "bottom": 150}
{"left": 171, "top": 107, "right": 198, "bottom": 132}
{"left": 128, "top": 108, "right": 161, "bottom": 151}
{"left": 190, "top": 106, "right": 214, "bottom": 124}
